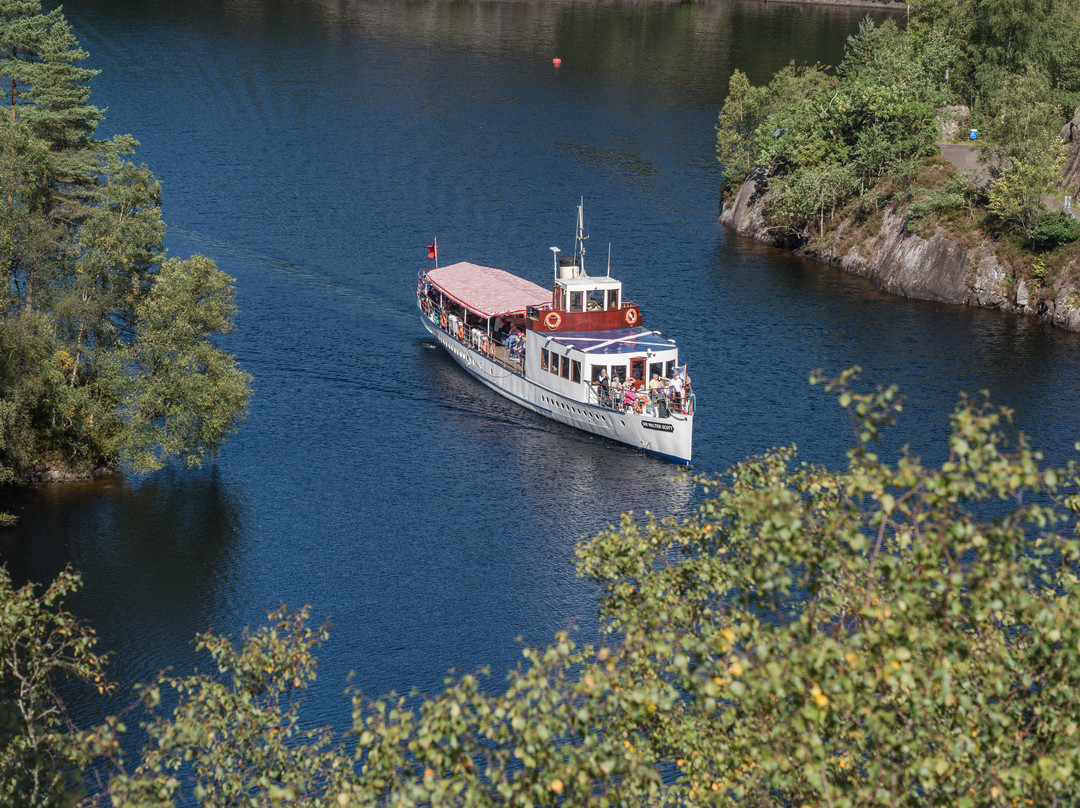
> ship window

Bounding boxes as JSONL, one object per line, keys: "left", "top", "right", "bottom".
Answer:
{"left": 606, "top": 289, "right": 619, "bottom": 309}
{"left": 550, "top": 354, "right": 560, "bottom": 375}
{"left": 541, "top": 348, "right": 549, "bottom": 371}
{"left": 631, "top": 358, "right": 645, "bottom": 382}
{"left": 588, "top": 290, "right": 605, "bottom": 311}
{"left": 665, "top": 360, "right": 675, "bottom": 378}
{"left": 570, "top": 291, "right": 583, "bottom": 311}
{"left": 650, "top": 362, "right": 663, "bottom": 381}
{"left": 612, "top": 365, "right": 626, "bottom": 382}
{"left": 591, "top": 365, "right": 605, "bottom": 383}
{"left": 572, "top": 360, "right": 581, "bottom": 383}
{"left": 560, "top": 355, "right": 570, "bottom": 379}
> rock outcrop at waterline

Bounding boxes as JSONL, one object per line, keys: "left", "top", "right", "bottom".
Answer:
{"left": 721, "top": 163, "right": 1080, "bottom": 333}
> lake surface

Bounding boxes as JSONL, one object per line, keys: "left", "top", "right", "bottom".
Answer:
{"left": 4, "top": 0, "right": 1080, "bottom": 734}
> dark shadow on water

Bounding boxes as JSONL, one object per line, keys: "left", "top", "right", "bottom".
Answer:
{"left": 0, "top": 466, "right": 244, "bottom": 721}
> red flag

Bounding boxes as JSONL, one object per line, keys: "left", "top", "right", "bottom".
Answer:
{"left": 427, "top": 244, "right": 437, "bottom": 259}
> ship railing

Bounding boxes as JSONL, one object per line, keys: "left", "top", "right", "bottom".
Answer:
{"left": 424, "top": 296, "right": 526, "bottom": 377}
{"left": 588, "top": 383, "right": 694, "bottom": 418}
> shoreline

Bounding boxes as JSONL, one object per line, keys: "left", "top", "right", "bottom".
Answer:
{"left": 719, "top": 171, "right": 1080, "bottom": 333}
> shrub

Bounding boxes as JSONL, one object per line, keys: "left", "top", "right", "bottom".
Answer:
{"left": 1027, "top": 211, "right": 1080, "bottom": 251}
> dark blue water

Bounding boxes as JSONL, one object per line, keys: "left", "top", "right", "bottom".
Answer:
{"left": 4, "top": 0, "right": 1080, "bottom": 735}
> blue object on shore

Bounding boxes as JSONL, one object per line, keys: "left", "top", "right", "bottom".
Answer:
{"left": 969, "top": 129, "right": 978, "bottom": 140}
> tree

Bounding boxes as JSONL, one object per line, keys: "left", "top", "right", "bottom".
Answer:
{"left": 109, "top": 256, "right": 252, "bottom": 473}
{"left": 768, "top": 163, "right": 858, "bottom": 239}
{"left": 0, "top": 1, "right": 249, "bottom": 480}
{"left": 106, "top": 606, "right": 348, "bottom": 808}
{"left": 715, "top": 63, "right": 836, "bottom": 193}
{"left": 117, "top": 371, "right": 1080, "bottom": 805}
{"left": 977, "top": 67, "right": 1064, "bottom": 171}
{"left": 0, "top": 566, "right": 111, "bottom": 808}
{"left": 987, "top": 136, "right": 1068, "bottom": 239}
{"left": 715, "top": 70, "right": 761, "bottom": 193}
{"left": 9, "top": 371, "right": 1080, "bottom": 806}
{"left": 569, "top": 369, "right": 1080, "bottom": 806}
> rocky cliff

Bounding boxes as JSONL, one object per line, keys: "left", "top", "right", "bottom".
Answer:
{"left": 1061, "top": 107, "right": 1080, "bottom": 199}
{"left": 721, "top": 129, "right": 1080, "bottom": 332}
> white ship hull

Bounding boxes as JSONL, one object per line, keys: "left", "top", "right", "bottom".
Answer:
{"left": 422, "top": 313, "right": 693, "bottom": 465}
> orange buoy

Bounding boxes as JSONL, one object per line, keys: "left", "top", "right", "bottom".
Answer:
{"left": 552, "top": 57, "right": 562, "bottom": 68}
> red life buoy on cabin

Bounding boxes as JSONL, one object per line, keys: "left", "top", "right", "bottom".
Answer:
{"left": 457, "top": 323, "right": 465, "bottom": 341}
{"left": 481, "top": 336, "right": 489, "bottom": 354}
{"left": 544, "top": 311, "right": 562, "bottom": 330}
{"left": 625, "top": 308, "right": 638, "bottom": 326}
{"left": 440, "top": 312, "right": 447, "bottom": 329}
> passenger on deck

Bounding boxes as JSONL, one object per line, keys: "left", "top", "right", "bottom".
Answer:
{"left": 670, "top": 374, "right": 684, "bottom": 409}
{"left": 598, "top": 369, "right": 610, "bottom": 406}
{"left": 509, "top": 333, "right": 524, "bottom": 361}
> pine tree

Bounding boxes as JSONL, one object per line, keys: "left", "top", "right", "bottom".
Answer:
{"left": 0, "top": 1, "right": 249, "bottom": 479}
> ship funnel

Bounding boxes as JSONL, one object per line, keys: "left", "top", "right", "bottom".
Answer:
{"left": 558, "top": 257, "right": 579, "bottom": 279}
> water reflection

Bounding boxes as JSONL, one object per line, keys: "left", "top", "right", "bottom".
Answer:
{"left": 415, "top": 338, "right": 694, "bottom": 520}
{"left": 0, "top": 468, "right": 243, "bottom": 710}
{"left": 15, "top": 0, "right": 1067, "bottom": 744}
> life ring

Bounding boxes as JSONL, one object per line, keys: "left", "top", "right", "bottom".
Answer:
{"left": 544, "top": 311, "right": 562, "bottom": 330}
{"left": 457, "top": 323, "right": 465, "bottom": 341}
{"left": 625, "top": 308, "right": 638, "bottom": 326}
{"left": 481, "top": 336, "right": 489, "bottom": 354}
{"left": 440, "top": 312, "right": 447, "bottom": 329}
{"left": 634, "top": 396, "right": 646, "bottom": 414}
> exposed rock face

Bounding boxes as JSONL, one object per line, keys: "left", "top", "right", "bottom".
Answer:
{"left": 1061, "top": 106, "right": 1080, "bottom": 199}
{"left": 720, "top": 173, "right": 1080, "bottom": 332}
{"left": 26, "top": 465, "right": 114, "bottom": 483}
{"left": 937, "top": 105, "right": 970, "bottom": 142}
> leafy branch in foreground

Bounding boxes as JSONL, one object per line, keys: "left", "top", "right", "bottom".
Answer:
{"left": 0, "top": 566, "right": 112, "bottom": 808}
{"left": 8, "top": 369, "right": 1080, "bottom": 806}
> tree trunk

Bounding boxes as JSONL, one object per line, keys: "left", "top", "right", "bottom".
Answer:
{"left": 70, "top": 319, "right": 85, "bottom": 387}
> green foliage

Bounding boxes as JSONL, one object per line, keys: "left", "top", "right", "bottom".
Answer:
{"left": 10, "top": 371, "right": 1080, "bottom": 805}
{"left": 909, "top": 0, "right": 1080, "bottom": 116}
{"left": 718, "top": 18, "right": 939, "bottom": 238}
{"left": 715, "top": 70, "right": 760, "bottom": 193}
{"left": 977, "top": 66, "right": 1066, "bottom": 172}
{"left": 767, "top": 163, "right": 858, "bottom": 238}
{"left": 110, "top": 257, "right": 253, "bottom": 473}
{"left": 715, "top": 63, "right": 835, "bottom": 193}
{"left": 0, "top": 1, "right": 249, "bottom": 481}
{"left": 107, "top": 606, "right": 346, "bottom": 807}
{"left": 721, "top": 0, "right": 1080, "bottom": 255}
{"left": 987, "top": 137, "right": 1069, "bottom": 240}
{"left": 907, "top": 171, "right": 978, "bottom": 227}
{"left": 0, "top": 565, "right": 111, "bottom": 808}
{"left": 1028, "top": 210, "right": 1080, "bottom": 250}
{"left": 967, "top": 0, "right": 1080, "bottom": 115}
{"left": 577, "top": 367, "right": 1080, "bottom": 805}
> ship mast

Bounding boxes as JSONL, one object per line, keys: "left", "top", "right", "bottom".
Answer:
{"left": 573, "top": 198, "right": 588, "bottom": 277}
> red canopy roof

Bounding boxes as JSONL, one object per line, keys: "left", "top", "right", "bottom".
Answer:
{"left": 427, "top": 262, "right": 551, "bottom": 318}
